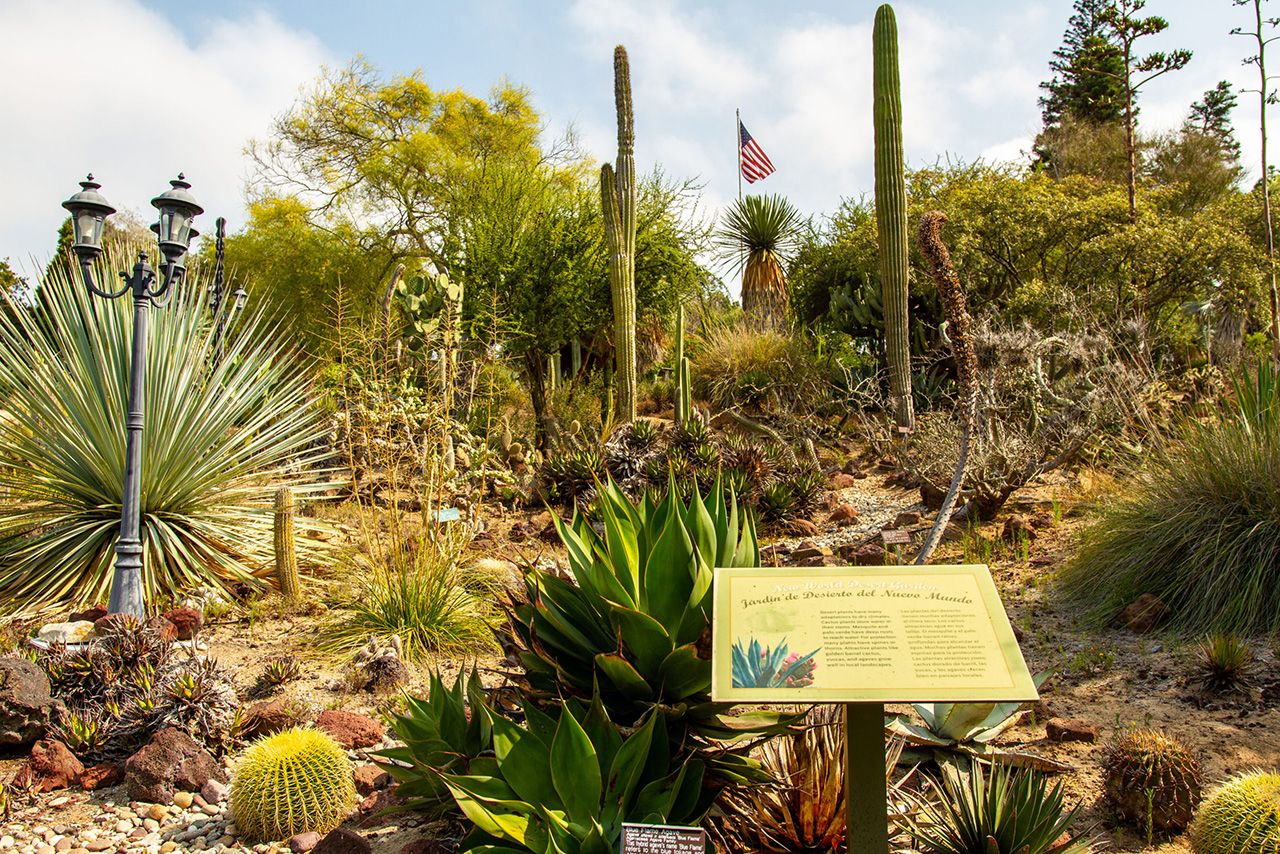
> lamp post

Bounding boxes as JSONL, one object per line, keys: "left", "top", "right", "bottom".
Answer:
{"left": 61, "top": 174, "right": 203, "bottom": 617}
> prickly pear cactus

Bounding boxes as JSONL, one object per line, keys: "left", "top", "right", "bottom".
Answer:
{"left": 230, "top": 727, "right": 356, "bottom": 842}
{"left": 1104, "top": 726, "right": 1203, "bottom": 832}
{"left": 1191, "top": 770, "right": 1280, "bottom": 854}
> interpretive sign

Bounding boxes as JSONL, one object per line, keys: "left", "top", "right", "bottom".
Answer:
{"left": 711, "top": 564, "right": 1037, "bottom": 704}
{"left": 619, "top": 823, "right": 706, "bottom": 854}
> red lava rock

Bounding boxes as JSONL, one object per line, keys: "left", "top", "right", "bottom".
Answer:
{"left": 289, "top": 833, "right": 322, "bottom": 853}
{"left": 1001, "top": 514, "right": 1037, "bottom": 542}
{"left": 80, "top": 762, "right": 124, "bottom": 790}
{"left": 828, "top": 473, "right": 859, "bottom": 489}
{"left": 920, "top": 481, "right": 946, "bottom": 511}
{"left": 821, "top": 492, "right": 841, "bottom": 511}
{"left": 1118, "top": 594, "right": 1167, "bottom": 634}
{"left": 507, "top": 521, "right": 531, "bottom": 542}
{"left": 841, "top": 459, "right": 860, "bottom": 476}
{"left": 793, "top": 545, "right": 832, "bottom": 561}
{"left": 1046, "top": 718, "right": 1099, "bottom": 743}
{"left": 316, "top": 710, "right": 383, "bottom": 749}
{"left": 14, "top": 739, "right": 83, "bottom": 791}
{"left": 161, "top": 607, "right": 204, "bottom": 640}
{"left": 69, "top": 606, "right": 108, "bottom": 624}
{"left": 799, "top": 555, "right": 844, "bottom": 567}
{"left": 1030, "top": 513, "right": 1057, "bottom": 530}
{"left": 839, "top": 543, "right": 889, "bottom": 566}
{"left": 828, "top": 504, "right": 858, "bottom": 522}
{"left": 786, "top": 519, "right": 821, "bottom": 537}
{"left": 760, "top": 544, "right": 791, "bottom": 565}
{"left": 893, "top": 511, "right": 922, "bottom": 528}
{"left": 357, "top": 789, "right": 406, "bottom": 828}
{"left": 125, "top": 728, "right": 226, "bottom": 803}
{"left": 536, "top": 520, "right": 561, "bottom": 543}
{"left": 352, "top": 764, "right": 390, "bottom": 796}
{"left": 313, "top": 828, "right": 372, "bottom": 854}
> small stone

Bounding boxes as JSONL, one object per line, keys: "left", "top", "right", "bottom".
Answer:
{"left": 892, "top": 510, "right": 922, "bottom": 528}
{"left": 115, "top": 822, "right": 132, "bottom": 834}
{"left": 216, "top": 838, "right": 235, "bottom": 848}
{"left": 37, "top": 845, "right": 54, "bottom": 854}
{"left": 311, "top": 830, "right": 370, "bottom": 854}
{"left": 48, "top": 800, "right": 70, "bottom": 810}
{"left": 200, "top": 779, "right": 228, "bottom": 805}
{"left": 55, "top": 841, "right": 71, "bottom": 852}
{"left": 84, "top": 844, "right": 113, "bottom": 853}
{"left": 69, "top": 849, "right": 87, "bottom": 854}
{"left": 191, "top": 839, "right": 207, "bottom": 852}
{"left": 1118, "top": 594, "right": 1167, "bottom": 634}
{"left": 1045, "top": 718, "right": 1100, "bottom": 743}
{"left": 35, "top": 621, "right": 95, "bottom": 645}
{"left": 799, "top": 554, "right": 844, "bottom": 567}
{"left": 160, "top": 844, "right": 176, "bottom": 854}
{"left": 172, "top": 793, "right": 193, "bottom": 810}
{"left": 828, "top": 504, "right": 858, "bottom": 522}
{"left": 351, "top": 766, "right": 389, "bottom": 797}
{"left": 78, "top": 833, "right": 97, "bottom": 843}
{"left": 141, "top": 823, "right": 158, "bottom": 834}
{"left": 147, "top": 805, "right": 166, "bottom": 822}
{"left": 0, "top": 837, "right": 12, "bottom": 850}
{"left": 785, "top": 519, "right": 821, "bottom": 537}
{"left": 200, "top": 804, "right": 220, "bottom": 817}
{"left": 791, "top": 545, "right": 832, "bottom": 561}
{"left": 128, "top": 829, "right": 147, "bottom": 840}
{"left": 828, "top": 473, "right": 858, "bottom": 489}
{"left": 287, "top": 834, "right": 320, "bottom": 854}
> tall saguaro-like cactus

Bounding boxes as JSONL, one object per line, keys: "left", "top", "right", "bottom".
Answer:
{"left": 602, "top": 44, "right": 638, "bottom": 424}
{"left": 873, "top": 4, "right": 914, "bottom": 434}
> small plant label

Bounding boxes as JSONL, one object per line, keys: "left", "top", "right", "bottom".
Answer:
{"left": 712, "top": 564, "right": 1038, "bottom": 703}
{"left": 619, "top": 823, "right": 706, "bottom": 854}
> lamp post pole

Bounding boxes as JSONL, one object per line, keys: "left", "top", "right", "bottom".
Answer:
{"left": 62, "top": 174, "right": 203, "bottom": 618}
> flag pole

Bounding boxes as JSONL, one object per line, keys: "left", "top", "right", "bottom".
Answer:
{"left": 736, "top": 108, "right": 743, "bottom": 201}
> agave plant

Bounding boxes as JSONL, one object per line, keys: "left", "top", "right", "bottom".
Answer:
{"left": 443, "top": 686, "right": 711, "bottom": 854}
{"left": 887, "top": 674, "right": 1069, "bottom": 772}
{"left": 0, "top": 245, "right": 332, "bottom": 612}
{"left": 730, "top": 637, "right": 818, "bottom": 689}
{"left": 715, "top": 194, "right": 803, "bottom": 327}
{"left": 506, "top": 474, "right": 799, "bottom": 782}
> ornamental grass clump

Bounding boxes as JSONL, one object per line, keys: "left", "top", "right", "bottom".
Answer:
{"left": 1060, "top": 363, "right": 1280, "bottom": 636}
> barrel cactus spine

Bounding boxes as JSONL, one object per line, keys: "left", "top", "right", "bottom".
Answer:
{"left": 230, "top": 727, "right": 357, "bottom": 842}
{"left": 1190, "top": 769, "right": 1280, "bottom": 853}
{"left": 873, "top": 4, "right": 913, "bottom": 434}
{"left": 602, "top": 44, "right": 638, "bottom": 424}
{"left": 273, "top": 486, "right": 300, "bottom": 604}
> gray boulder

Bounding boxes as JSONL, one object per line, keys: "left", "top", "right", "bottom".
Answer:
{"left": 0, "top": 657, "right": 61, "bottom": 747}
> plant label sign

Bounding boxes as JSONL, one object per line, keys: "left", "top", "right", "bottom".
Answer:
{"left": 711, "top": 564, "right": 1038, "bottom": 703}
{"left": 619, "top": 823, "right": 706, "bottom": 854}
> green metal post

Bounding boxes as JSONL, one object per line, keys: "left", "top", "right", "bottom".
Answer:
{"left": 846, "top": 702, "right": 889, "bottom": 854}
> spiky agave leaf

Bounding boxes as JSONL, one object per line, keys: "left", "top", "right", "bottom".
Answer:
{"left": 0, "top": 245, "right": 335, "bottom": 613}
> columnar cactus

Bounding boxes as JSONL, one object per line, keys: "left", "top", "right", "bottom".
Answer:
{"left": 873, "top": 4, "right": 913, "bottom": 434}
{"left": 602, "top": 44, "right": 638, "bottom": 424}
{"left": 674, "top": 306, "right": 691, "bottom": 424}
{"left": 273, "top": 486, "right": 300, "bottom": 604}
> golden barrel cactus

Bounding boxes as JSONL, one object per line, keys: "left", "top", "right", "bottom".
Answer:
{"left": 230, "top": 727, "right": 356, "bottom": 842}
{"left": 1191, "top": 770, "right": 1280, "bottom": 854}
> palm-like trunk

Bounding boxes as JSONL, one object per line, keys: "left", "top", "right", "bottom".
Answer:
{"left": 741, "top": 249, "right": 787, "bottom": 327}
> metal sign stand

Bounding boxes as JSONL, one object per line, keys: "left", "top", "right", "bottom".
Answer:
{"left": 846, "top": 702, "right": 889, "bottom": 854}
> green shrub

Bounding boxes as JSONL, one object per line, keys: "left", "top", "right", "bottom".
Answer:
{"left": 0, "top": 246, "right": 331, "bottom": 612}
{"left": 692, "top": 323, "right": 823, "bottom": 413}
{"left": 1059, "top": 409, "right": 1280, "bottom": 635}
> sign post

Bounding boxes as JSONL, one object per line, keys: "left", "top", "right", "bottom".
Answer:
{"left": 712, "top": 564, "right": 1039, "bottom": 854}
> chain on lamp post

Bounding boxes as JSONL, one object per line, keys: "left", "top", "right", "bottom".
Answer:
{"left": 61, "top": 174, "right": 203, "bottom": 618}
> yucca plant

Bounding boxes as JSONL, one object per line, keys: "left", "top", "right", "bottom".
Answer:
{"left": 910, "top": 763, "right": 1093, "bottom": 854}
{"left": 0, "top": 245, "right": 332, "bottom": 612}
{"left": 715, "top": 194, "right": 803, "bottom": 327}
{"left": 506, "top": 474, "right": 798, "bottom": 783}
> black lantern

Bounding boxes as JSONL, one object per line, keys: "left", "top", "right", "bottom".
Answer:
{"left": 61, "top": 174, "right": 116, "bottom": 261}
{"left": 150, "top": 174, "right": 204, "bottom": 266}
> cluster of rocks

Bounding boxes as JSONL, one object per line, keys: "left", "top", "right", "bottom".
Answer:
{"left": 36, "top": 607, "right": 204, "bottom": 647}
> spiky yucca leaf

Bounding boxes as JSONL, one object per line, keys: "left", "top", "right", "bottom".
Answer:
{"left": 715, "top": 195, "right": 803, "bottom": 326}
{"left": 0, "top": 246, "right": 333, "bottom": 612}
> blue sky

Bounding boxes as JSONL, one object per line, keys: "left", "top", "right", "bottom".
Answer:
{"left": 0, "top": 0, "right": 1268, "bottom": 286}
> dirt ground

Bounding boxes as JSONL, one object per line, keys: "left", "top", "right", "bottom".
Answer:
{"left": 6, "top": 454, "right": 1279, "bottom": 853}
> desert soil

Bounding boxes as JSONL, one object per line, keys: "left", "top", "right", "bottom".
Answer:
{"left": 4, "top": 456, "right": 1278, "bottom": 854}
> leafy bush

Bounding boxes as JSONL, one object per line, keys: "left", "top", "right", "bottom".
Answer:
{"left": 0, "top": 247, "right": 330, "bottom": 612}
{"left": 1060, "top": 405, "right": 1280, "bottom": 635}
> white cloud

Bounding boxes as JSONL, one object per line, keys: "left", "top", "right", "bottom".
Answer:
{"left": 0, "top": 0, "right": 329, "bottom": 279}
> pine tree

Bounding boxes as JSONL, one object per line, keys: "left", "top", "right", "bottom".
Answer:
{"left": 1039, "top": 0, "right": 1128, "bottom": 127}
{"left": 1189, "top": 80, "right": 1242, "bottom": 161}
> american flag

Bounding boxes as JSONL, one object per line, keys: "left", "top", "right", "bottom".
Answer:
{"left": 738, "top": 120, "right": 775, "bottom": 183}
